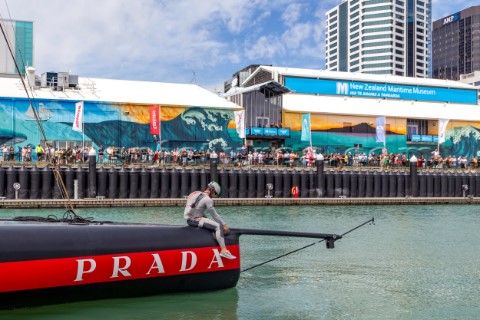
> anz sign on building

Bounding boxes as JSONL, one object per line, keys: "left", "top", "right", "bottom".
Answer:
{"left": 284, "top": 77, "right": 478, "bottom": 105}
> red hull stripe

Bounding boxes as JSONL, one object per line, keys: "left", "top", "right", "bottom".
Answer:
{"left": 0, "top": 245, "right": 240, "bottom": 292}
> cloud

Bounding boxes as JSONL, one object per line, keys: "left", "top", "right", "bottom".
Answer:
{"left": 244, "top": 35, "right": 285, "bottom": 60}
{"left": 283, "top": 24, "right": 311, "bottom": 51}
{"left": 282, "top": 3, "right": 303, "bottom": 26}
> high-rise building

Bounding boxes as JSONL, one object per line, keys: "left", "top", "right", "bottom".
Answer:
{"left": 325, "top": 0, "right": 431, "bottom": 78}
{"left": 432, "top": 6, "right": 480, "bottom": 80}
{"left": 0, "top": 19, "right": 33, "bottom": 75}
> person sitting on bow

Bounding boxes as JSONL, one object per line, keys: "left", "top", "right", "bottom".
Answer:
{"left": 184, "top": 181, "right": 236, "bottom": 259}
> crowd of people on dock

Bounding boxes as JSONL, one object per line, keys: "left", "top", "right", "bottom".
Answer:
{"left": 1, "top": 143, "right": 91, "bottom": 164}
{"left": 1, "top": 143, "right": 479, "bottom": 170}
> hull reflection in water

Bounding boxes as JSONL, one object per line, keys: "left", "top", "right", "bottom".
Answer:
{"left": 0, "top": 288, "right": 240, "bottom": 319}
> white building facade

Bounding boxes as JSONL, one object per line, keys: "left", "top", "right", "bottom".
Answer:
{"left": 325, "top": 0, "right": 431, "bottom": 78}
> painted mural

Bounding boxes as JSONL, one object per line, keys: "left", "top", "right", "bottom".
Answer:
{"left": 2, "top": 96, "right": 480, "bottom": 159}
{"left": 283, "top": 111, "right": 480, "bottom": 158}
{"left": 0, "top": 98, "right": 243, "bottom": 153}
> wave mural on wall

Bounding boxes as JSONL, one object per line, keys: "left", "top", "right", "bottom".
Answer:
{"left": 1, "top": 97, "right": 480, "bottom": 157}
{"left": 64, "top": 106, "right": 242, "bottom": 150}
{"left": 443, "top": 125, "right": 480, "bottom": 158}
{"left": 0, "top": 98, "right": 242, "bottom": 152}
{"left": 282, "top": 111, "right": 480, "bottom": 157}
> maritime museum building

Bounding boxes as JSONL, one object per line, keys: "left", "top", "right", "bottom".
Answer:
{"left": 223, "top": 65, "right": 480, "bottom": 158}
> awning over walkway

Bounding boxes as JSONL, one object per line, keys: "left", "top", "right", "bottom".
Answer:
{"left": 224, "top": 80, "right": 290, "bottom": 97}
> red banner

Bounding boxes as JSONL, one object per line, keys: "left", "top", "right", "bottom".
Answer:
{"left": 149, "top": 105, "right": 160, "bottom": 135}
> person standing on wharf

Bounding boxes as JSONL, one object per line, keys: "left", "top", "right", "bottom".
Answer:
{"left": 184, "top": 181, "right": 236, "bottom": 260}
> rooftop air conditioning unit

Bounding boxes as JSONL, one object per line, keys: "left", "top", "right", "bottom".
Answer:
{"left": 57, "top": 72, "right": 69, "bottom": 89}
{"left": 41, "top": 72, "right": 58, "bottom": 87}
{"left": 69, "top": 75, "right": 79, "bottom": 88}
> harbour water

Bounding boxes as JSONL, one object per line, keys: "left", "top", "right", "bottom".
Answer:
{"left": 0, "top": 204, "right": 479, "bottom": 319}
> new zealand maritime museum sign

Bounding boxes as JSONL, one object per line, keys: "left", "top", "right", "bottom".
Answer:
{"left": 284, "top": 77, "right": 478, "bottom": 105}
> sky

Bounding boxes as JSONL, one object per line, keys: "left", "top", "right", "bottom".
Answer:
{"left": 0, "top": 0, "right": 477, "bottom": 92}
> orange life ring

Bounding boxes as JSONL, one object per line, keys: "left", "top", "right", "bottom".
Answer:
{"left": 291, "top": 186, "right": 299, "bottom": 198}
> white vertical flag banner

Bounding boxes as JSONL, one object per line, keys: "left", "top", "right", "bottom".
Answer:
{"left": 438, "top": 119, "right": 449, "bottom": 144}
{"left": 301, "top": 113, "right": 311, "bottom": 142}
{"left": 376, "top": 116, "right": 386, "bottom": 143}
{"left": 234, "top": 110, "right": 245, "bottom": 138}
{"left": 73, "top": 101, "right": 84, "bottom": 132}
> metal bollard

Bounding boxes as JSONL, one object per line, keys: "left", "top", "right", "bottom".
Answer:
{"left": 13, "top": 182, "right": 20, "bottom": 200}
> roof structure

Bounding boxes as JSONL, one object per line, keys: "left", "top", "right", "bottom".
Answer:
{"left": 251, "top": 65, "right": 476, "bottom": 90}
{"left": 0, "top": 75, "right": 240, "bottom": 109}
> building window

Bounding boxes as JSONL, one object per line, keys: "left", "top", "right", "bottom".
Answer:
{"left": 363, "top": 5, "right": 392, "bottom": 13}
{"left": 365, "top": 12, "right": 393, "bottom": 20}
{"left": 362, "top": 41, "right": 393, "bottom": 48}
{"left": 363, "top": 48, "right": 393, "bottom": 55}
{"left": 407, "top": 119, "right": 428, "bottom": 141}
{"left": 363, "top": 55, "right": 392, "bottom": 62}
{"left": 363, "top": 62, "right": 393, "bottom": 68}
{"left": 256, "top": 117, "right": 269, "bottom": 127}
{"left": 364, "top": 0, "right": 390, "bottom": 4}
{"left": 363, "top": 19, "right": 393, "bottom": 27}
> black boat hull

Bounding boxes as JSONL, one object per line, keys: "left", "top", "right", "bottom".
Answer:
{"left": 0, "top": 221, "right": 241, "bottom": 309}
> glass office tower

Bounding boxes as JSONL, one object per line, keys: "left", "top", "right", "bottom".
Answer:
{"left": 325, "top": 0, "right": 431, "bottom": 78}
{"left": 0, "top": 19, "right": 33, "bottom": 75}
{"left": 432, "top": 6, "right": 480, "bottom": 80}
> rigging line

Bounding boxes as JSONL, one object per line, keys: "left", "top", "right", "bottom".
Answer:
{"left": 241, "top": 217, "right": 375, "bottom": 273}
{"left": 52, "top": 166, "right": 75, "bottom": 214}
{"left": 0, "top": 13, "right": 84, "bottom": 221}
